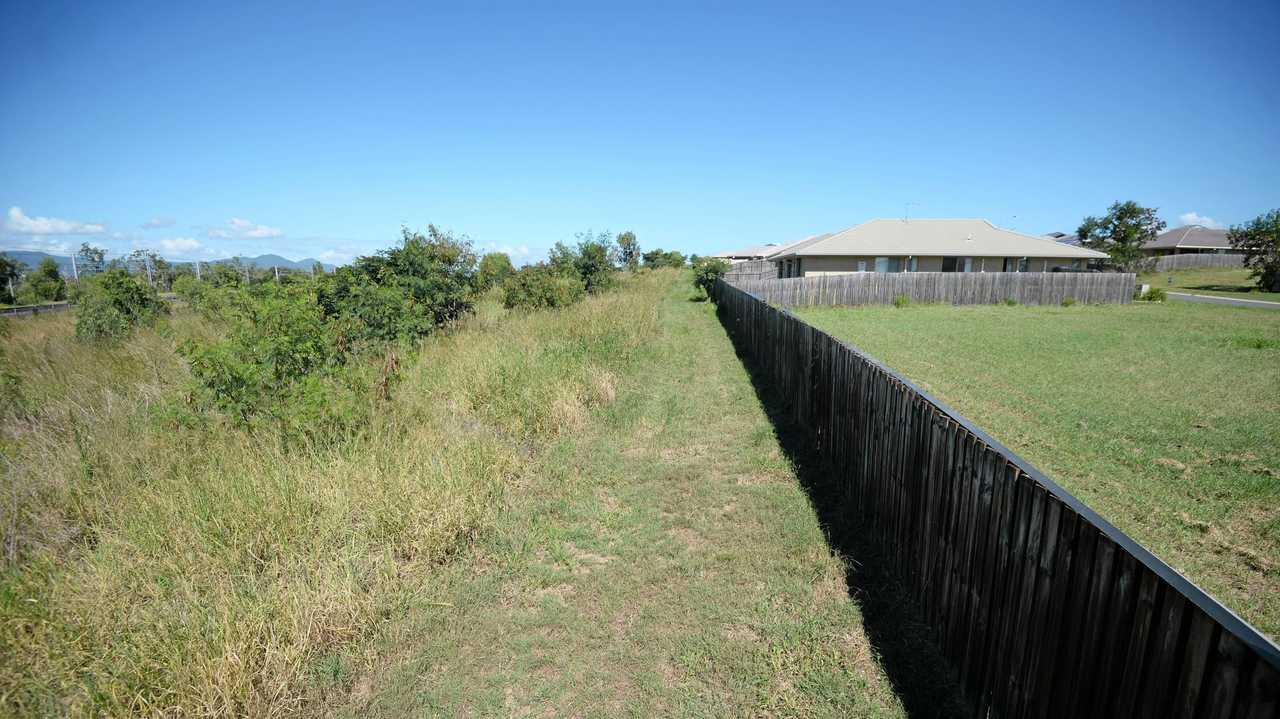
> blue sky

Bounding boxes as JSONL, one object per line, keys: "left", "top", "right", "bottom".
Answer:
{"left": 2, "top": 0, "right": 1277, "bottom": 265}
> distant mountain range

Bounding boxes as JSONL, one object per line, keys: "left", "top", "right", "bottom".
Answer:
{"left": 0, "top": 250, "right": 337, "bottom": 276}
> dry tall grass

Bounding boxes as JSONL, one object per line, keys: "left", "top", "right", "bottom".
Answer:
{"left": 0, "top": 272, "right": 667, "bottom": 716}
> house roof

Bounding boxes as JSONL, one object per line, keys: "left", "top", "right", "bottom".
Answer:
{"left": 1044, "top": 231, "right": 1084, "bottom": 247}
{"left": 769, "top": 219, "right": 1109, "bottom": 260}
{"left": 713, "top": 243, "right": 785, "bottom": 259}
{"left": 1144, "top": 225, "right": 1232, "bottom": 250}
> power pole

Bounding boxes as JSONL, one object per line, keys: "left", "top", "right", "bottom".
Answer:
{"left": 195, "top": 260, "right": 202, "bottom": 280}
{"left": 145, "top": 256, "right": 154, "bottom": 286}
{"left": 274, "top": 265, "right": 280, "bottom": 283}
{"left": 70, "top": 253, "right": 79, "bottom": 281}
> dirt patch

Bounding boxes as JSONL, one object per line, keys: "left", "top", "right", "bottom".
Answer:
{"left": 534, "top": 583, "right": 577, "bottom": 602}
{"left": 735, "top": 471, "right": 790, "bottom": 486}
{"left": 722, "top": 623, "right": 760, "bottom": 643}
{"left": 667, "top": 526, "right": 706, "bottom": 551}
{"left": 1154, "top": 457, "right": 1188, "bottom": 472}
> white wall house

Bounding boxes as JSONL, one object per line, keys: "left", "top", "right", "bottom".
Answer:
{"left": 767, "top": 219, "right": 1109, "bottom": 278}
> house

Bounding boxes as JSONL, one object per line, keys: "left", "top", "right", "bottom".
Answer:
{"left": 766, "top": 219, "right": 1109, "bottom": 278}
{"left": 714, "top": 235, "right": 824, "bottom": 263}
{"left": 1141, "top": 225, "right": 1234, "bottom": 256}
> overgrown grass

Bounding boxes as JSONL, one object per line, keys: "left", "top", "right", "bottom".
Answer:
{"left": 339, "top": 273, "right": 917, "bottom": 717}
{"left": 1137, "top": 266, "right": 1280, "bottom": 301}
{"left": 0, "top": 272, "right": 667, "bottom": 716}
{"left": 795, "top": 301, "right": 1280, "bottom": 639}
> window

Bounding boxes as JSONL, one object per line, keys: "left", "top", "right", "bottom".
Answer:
{"left": 942, "top": 257, "right": 957, "bottom": 272}
{"left": 907, "top": 257, "right": 918, "bottom": 272}
{"left": 942, "top": 257, "right": 973, "bottom": 272}
{"left": 1003, "top": 258, "right": 1015, "bottom": 272}
{"left": 874, "top": 257, "right": 901, "bottom": 273}
{"left": 1018, "top": 257, "right": 1030, "bottom": 272}
{"left": 857, "top": 260, "right": 867, "bottom": 272}
{"left": 777, "top": 262, "right": 783, "bottom": 279}
{"left": 795, "top": 258, "right": 802, "bottom": 277}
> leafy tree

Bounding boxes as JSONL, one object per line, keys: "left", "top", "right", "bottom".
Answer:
{"left": 1229, "top": 209, "right": 1280, "bottom": 292}
{"left": 181, "top": 284, "right": 337, "bottom": 420}
{"left": 691, "top": 256, "right": 731, "bottom": 297}
{"left": 477, "top": 252, "right": 515, "bottom": 289}
{"left": 547, "top": 231, "right": 619, "bottom": 294}
{"left": 0, "top": 255, "right": 25, "bottom": 304}
{"left": 501, "top": 263, "right": 586, "bottom": 310}
{"left": 74, "top": 269, "right": 167, "bottom": 342}
{"left": 616, "top": 231, "right": 640, "bottom": 270}
{"left": 75, "top": 243, "right": 107, "bottom": 277}
{"left": 1076, "top": 201, "right": 1166, "bottom": 272}
{"left": 354, "top": 226, "right": 476, "bottom": 323}
{"left": 27, "top": 258, "right": 67, "bottom": 301}
{"left": 642, "top": 249, "right": 686, "bottom": 269}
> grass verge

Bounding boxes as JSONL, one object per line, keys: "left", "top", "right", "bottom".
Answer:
{"left": 1138, "top": 266, "right": 1280, "bottom": 302}
{"left": 0, "top": 272, "right": 663, "bottom": 716}
{"left": 795, "top": 300, "right": 1280, "bottom": 639}
{"left": 331, "top": 277, "right": 942, "bottom": 717}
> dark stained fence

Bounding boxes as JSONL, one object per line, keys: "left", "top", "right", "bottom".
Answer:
{"left": 733, "top": 271, "right": 1134, "bottom": 307}
{"left": 712, "top": 278, "right": 1280, "bottom": 718}
{"left": 1153, "top": 254, "right": 1246, "bottom": 272}
{"left": 722, "top": 258, "right": 776, "bottom": 283}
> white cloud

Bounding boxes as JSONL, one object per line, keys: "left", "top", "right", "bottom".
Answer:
{"left": 1178, "top": 212, "right": 1223, "bottom": 229}
{"left": 159, "top": 237, "right": 202, "bottom": 255}
{"left": 6, "top": 206, "right": 106, "bottom": 235}
{"left": 227, "top": 217, "right": 283, "bottom": 239}
{"left": 0, "top": 235, "right": 74, "bottom": 254}
{"left": 141, "top": 216, "right": 176, "bottom": 229}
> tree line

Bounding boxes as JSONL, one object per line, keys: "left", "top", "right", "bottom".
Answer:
{"left": 1077, "top": 202, "right": 1280, "bottom": 290}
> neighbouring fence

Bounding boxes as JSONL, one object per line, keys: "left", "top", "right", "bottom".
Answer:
{"left": 731, "top": 271, "right": 1136, "bottom": 307}
{"left": 712, "top": 278, "right": 1280, "bottom": 719}
{"left": 0, "top": 301, "right": 72, "bottom": 318}
{"left": 722, "top": 258, "right": 776, "bottom": 283}
{"left": 1152, "top": 254, "right": 1246, "bottom": 272}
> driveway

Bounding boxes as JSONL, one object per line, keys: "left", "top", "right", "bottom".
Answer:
{"left": 1168, "top": 292, "right": 1280, "bottom": 309}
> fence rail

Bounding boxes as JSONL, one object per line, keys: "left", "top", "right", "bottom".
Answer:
{"left": 722, "top": 258, "right": 775, "bottom": 283}
{"left": 711, "top": 278, "right": 1280, "bottom": 718}
{"left": 0, "top": 301, "right": 72, "bottom": 318}
{"left": 1152, "top": 254, "right": 1246, "bottom": 272}
{"left": 732, "top": 271, "right": 1135, "bottom": 307}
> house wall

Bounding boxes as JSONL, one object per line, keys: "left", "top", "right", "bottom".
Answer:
{"left": 781, "top": 255, "right": 1086, "bottom": 277}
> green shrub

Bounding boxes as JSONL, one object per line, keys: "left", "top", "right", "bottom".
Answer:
{"left": 642, "top": 249, "right": 686, "bottom": 269}
{"left": 74, "top": 269, "right": 166, "bottom": 342}
{"left": 892, "top": 294, "right": 910, "bottom": 308}
{"left": 691, "top": 256, "right": 730, "bottom": 298}
{"left": 1141, "top": 287, "right": 1168, "bottom": 302}
{"left": 1061, "top": 297, "right": 1077, "bottom": 307}
{"left": 27, "top": 258, "right": 67, "bottom": 302}
{"left": 477, "top": 252, "right": 515, "bottom": 290}
{"left": 502, "top": 264, "right": 587, "bottom": 310}
{"left": 1002, "top": 297, "right": 1019, "bottom": 306}
{"left": 180, "top": 284, "right": 339, "bottom": 421}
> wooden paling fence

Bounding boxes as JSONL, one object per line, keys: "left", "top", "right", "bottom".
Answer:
{"left": 733, "top": 271, "right": 1135, "bottom": 307}
{"left": 1153, "top": 254, "right": 1246, "bottom": 272}
{"left": 722, "top": 258, "right": 776, "bottom": 283}
{"left": 712, "top": 278, "right": 1280, "bottom": 718}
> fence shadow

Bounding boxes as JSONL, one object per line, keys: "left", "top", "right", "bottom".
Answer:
{"left": 724, "top": 322, "right": 971, "bottom": 719}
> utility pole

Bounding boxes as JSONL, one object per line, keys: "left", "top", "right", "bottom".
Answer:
{"left": 144, "top": 256, "right": 154, "bottom": 286}
{"left": 70, "top": 253, "right": 79, "bottom": 281}
{"left": 274, "top": 265, "right": 280, "bottom": 283}
{"left": 195, "top": 260, "right": 201, "bottom": 280}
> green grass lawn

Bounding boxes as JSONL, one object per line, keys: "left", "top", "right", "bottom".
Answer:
{"left": 1138, "top": 266, "right": 1280, "bottom": 302}
{"left": 795, "top": 301, "right": 1280, "bottom": 640}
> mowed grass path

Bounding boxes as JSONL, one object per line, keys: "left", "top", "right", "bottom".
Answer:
{"left": 336, "top": 279, "right": 931, "bottom": 717}
{"left": 796, "top": 301, "right": 1280, "bottom": 638}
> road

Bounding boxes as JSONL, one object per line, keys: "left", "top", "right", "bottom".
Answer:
{"left": 1168, "top": 292, "right": 1280, "bottom": 309}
